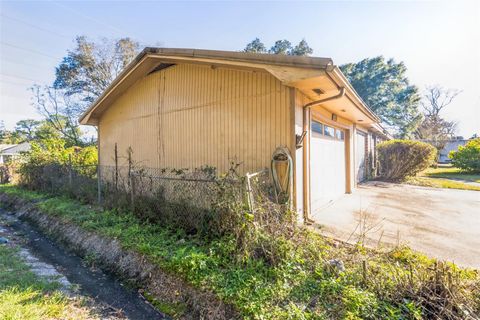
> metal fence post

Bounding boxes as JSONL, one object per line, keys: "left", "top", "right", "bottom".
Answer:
{"left": 114, "top": 143, "right": 118, "bottom": 191}
{"left": 127, "top": 147, "right": 134, "bottom": 212}
{"left": 97, "top": 165, "right": 102, "bottom": 204}
{"left": 68, "top": 154, "right": 73, "bottom": 188}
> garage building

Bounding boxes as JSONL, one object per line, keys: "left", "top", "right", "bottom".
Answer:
{"left": 80, "top": 48, "right": 389, "bottom": 223}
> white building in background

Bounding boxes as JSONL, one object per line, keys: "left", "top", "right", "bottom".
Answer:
{"left": 0, "top": 142, "right": 31, "bottom": 164}
{"left": 439, "top": 138, "right": 469, "bottom": 163}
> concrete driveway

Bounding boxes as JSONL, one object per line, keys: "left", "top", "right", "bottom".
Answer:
{"left": 312, "top": 181, "right": 480, "bottom": 269}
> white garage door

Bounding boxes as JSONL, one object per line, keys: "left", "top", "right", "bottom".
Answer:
{"left": 355, "top": 131, "right": 367, "bottom": 183}
{"left": 310, "top": 121, "right": 346, "bottom": 213}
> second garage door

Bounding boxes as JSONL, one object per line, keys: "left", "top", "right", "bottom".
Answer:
{"left": 310, "top": 120, "right": 346, "bottom": 213}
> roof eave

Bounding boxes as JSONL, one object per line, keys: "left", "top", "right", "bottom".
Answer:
{"left": 79, "top": 48, "right": 152, "bottom": 125}
{"left": 79, "top": 48, "right": 382, "bottom": 127}
{"left": 79, "top": 48, "right": 335, "bottom": 125}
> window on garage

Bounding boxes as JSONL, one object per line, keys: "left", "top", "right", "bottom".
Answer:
{"left": 324, "top": 125, "right": 335, "bottom": 137}
{"left": 312, "top": 121, "right": 323, "bottom": 135}
{"left": 311, "top": 120, "right": 345, "bottom": 141}
{"left": 335, "top": 129, "right": 344, "bottom": 140}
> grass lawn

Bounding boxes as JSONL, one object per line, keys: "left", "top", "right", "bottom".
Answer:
{"left": 1, "top": 184, "right": 479, "bottom": 319}
{"left": 0, "top": 244, "right": 97, "bottom": 320}
{"left": 407, "top": 166, "right": 480, "bottom": 191}
{"left": 423, "top": 165, "right": 480, "bottom": 182}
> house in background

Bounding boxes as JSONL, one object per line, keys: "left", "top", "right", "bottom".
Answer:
{"left": 0, "top": 142, "right": 30, "bottom": 164}
{"left": 438, "top": 137, "right": 469, "bottom": 163}
{"left": 80, "top": 48, "right": 389, "bottom": 223}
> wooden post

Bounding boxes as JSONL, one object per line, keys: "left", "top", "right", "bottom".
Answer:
{"left": 362, "top": 260, "right": 368, "bottom": 285}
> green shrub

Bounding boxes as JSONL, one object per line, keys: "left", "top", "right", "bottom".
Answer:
{"left": 449, "top": 138, "right": 480, "bottom": 172}
{"left": 16, "top": 138, "right": 98, "bottom": 202}
{"left": 377, "top": 140, "right": 436, "bottom": 181}
{"left": 2, "top": 185, "right": 480, "bottom": 319}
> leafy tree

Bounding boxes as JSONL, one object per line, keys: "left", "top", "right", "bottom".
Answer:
{"left": 244, "top": 38, "right": 313, "bottom": 56}
{"left": 340, "top": 57, "right": 422, "bottom": 137}
{"left": 18, "top": 136, "right": 98, "bottom": 188}
{"left": 0, "top": 122, "right": 12, "bottom": 144}
{"left": 24, "top": 137, "right": 97, "bottom": 167}
{"left": 31, "top": 85, "right": 83, "bottom": 147}
{"left": 415, "top": 86, "right": 460, "bottom": 155}
{"left": 0, "top": 121, "right": 6, "bottom": 141}
{"left": 0, "top": 121, "right": 24, "bottom": 144}
{"left": 244, "top": 38, "right": 267, "bottom": 53}
{"left": 14, "top": 119, "right": 41, "bottom": 141}
{"left": 449, "top": 138, "right": 480, "bottom": 172}
{"left": 269, "top": 40, "right": 292, "bottom": 55}
{"left": 290, "top": 39, "right": 313, "bottom": 56}
{"left": 54, "top": 36, "right": 139, "bottom": 104}
{"left": 26, "top": 36, "right": 139, "bottom": 146}
{"left": 33, "top": 120, "right": 63, "bottom": 141}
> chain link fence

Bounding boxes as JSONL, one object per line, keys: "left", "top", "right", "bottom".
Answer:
{"left": 99, "top": 165, "right": 224, "bottom": 210}
{"left": 16, "top": 161, "right": 294, "bottom": 236}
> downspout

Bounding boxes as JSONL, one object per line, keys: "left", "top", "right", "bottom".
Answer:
{"left": 302, "top": 87, "right": 345, "bottom": 224}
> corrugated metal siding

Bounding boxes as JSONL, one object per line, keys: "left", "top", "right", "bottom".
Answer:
{"left": 99, "top": 63, "right": 292, "bottom": 174}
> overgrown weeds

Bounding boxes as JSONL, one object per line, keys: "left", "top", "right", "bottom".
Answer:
{"left": 5, "top": 145, "right": 480, "bottom": 319}
{"left": 2, "top": 185, "right": 479, "bottom": 319}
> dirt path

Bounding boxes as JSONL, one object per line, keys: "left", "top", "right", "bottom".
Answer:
{"left": 0, "top": 208, "right": 166, "bottom": 320}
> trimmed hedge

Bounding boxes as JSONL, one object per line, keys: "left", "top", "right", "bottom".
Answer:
{"left": 377, "top": 140, "right": 436, "bottom": 181}
{"left": 449, "top": 138, "right": 480, "bottom": 173}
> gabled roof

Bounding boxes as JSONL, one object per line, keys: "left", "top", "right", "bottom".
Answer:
{"left": 0, "top": 142, "right": 30, "bottom": 155}
{"left": 0, "top": 144, "right": 16, "bottom": 152}
{"left": 79, "top": 48, "right": 380, "bottom": 126}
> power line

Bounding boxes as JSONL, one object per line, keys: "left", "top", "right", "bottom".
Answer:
{"left": 49, "top": 1, "right": 150, "bottom": 45}
{"left": 0, "top": 42, "right": 59, "bottom": 60}
{"left": 0, "top": 13, "right": 70, "bottom": 38}
{"left": 0, "top": 72, "right": 44, "bottom": 83}
{"left": 51, "top": 1, "right": 126, "bottom": 36}
{"left": 1, "top": 57, "right": 53, "bottom": 70}
{"left": 0, "top": 79, "right": 34, "bottom": 87}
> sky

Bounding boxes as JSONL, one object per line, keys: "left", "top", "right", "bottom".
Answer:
{"left": 1, "top": 0, "right": 479, "bottom": 137}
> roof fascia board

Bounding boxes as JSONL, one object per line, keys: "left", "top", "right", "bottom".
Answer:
{"left": 145, "top": 48, "right": 333, "bottom": 70}
{"left": 79, "top": 52, "right": 151, "bottom": 124}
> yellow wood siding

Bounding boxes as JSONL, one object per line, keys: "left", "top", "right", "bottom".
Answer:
{"left": 98, "top": 63, "right": 292, "bottom": 174}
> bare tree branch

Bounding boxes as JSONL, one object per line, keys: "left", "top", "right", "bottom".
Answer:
{"left": 415, "top": 86, "right": 460, "bottom": 156}
{"left": 421, "top": 86, "right": 461, "bottom": 117}
{"left": 30, "top": 85, "right": 82, "bottom": 146}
